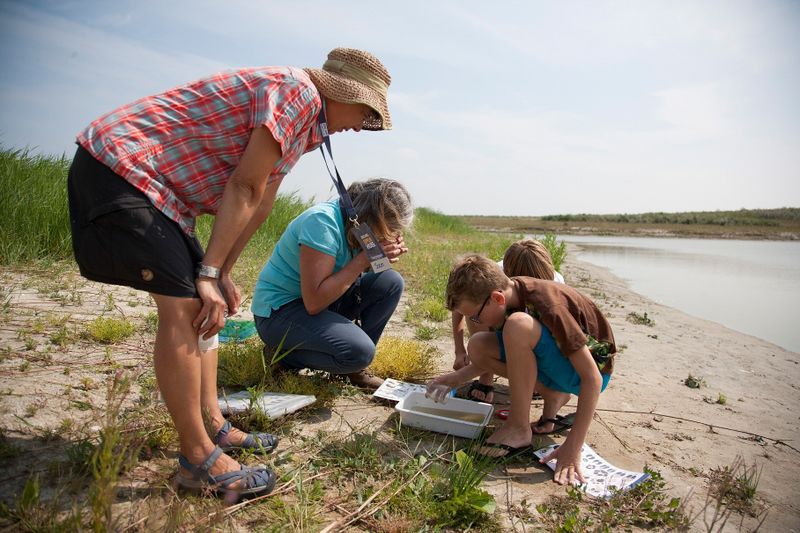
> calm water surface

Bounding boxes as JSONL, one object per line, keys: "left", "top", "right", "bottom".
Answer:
{"left": 554, "top": 235, "right": 800, "bottom": 353}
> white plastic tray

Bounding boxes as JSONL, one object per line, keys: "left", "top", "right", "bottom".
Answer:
{"left": 395, "top": 392, "right": 492, "bottom": 439}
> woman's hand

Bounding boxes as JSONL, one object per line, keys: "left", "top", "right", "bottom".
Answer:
{"left": 380, "top": 234, "right": 408, "bottom": 263}
{"left": 193, "top": 278, "right": 227, "bottom": 339}
{"left": 219, "top": 273, "right": 242, "bottom": 315}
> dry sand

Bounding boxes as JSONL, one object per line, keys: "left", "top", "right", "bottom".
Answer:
{"left": 1, "top": 252, "right": 799, "bottom": 531}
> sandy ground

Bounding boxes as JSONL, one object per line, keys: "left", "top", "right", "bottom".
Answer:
{"left": 1, "top": 252, "right": 799, "bottom": 531}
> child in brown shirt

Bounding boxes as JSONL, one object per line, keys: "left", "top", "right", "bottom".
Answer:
{"left": 428, "top": 254, "right": 615, "bottom": 485}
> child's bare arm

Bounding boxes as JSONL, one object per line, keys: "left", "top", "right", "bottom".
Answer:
{"left": 429, "top": 364, "right": 483, "bottom": 391}
{"left": 451, "top": 311, "right": 469, "bottom": 369}
{"left": 540, "top": 345, "right": 602, "bottom": 485}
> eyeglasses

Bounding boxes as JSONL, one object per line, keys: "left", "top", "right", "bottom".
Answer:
{"left": 468, "top": 293, "right": 493, "bottom": 324}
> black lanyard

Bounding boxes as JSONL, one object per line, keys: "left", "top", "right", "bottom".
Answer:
{"left": 316, "top": 101, "right": 359, "bottom": 224}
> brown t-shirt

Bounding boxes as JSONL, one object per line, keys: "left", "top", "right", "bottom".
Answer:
{"left": 511, "top": 276, "right": 616, "bottom": 374}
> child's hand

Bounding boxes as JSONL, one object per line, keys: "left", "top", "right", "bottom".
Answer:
{"left": 540, "top": 441, "right": 585, "bottom": 485}
{"left": 425, "top": 383, "right": 452, "bottom": 403}
{"left": 425, "top": 372, "right": 460, "bottom": 403}
{"left": 453, "top": 350, "right": 469, "bottom": 370}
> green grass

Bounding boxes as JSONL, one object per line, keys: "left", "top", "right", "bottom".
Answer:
{"left": 396, "top": 207, "right": 516, "bottom": 333}
{"left": 0, "top": 147, "right": 73, "bottom": 264}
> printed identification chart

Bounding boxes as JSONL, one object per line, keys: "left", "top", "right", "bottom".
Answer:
{"left": 534, "top": 443, "right": 650, "bottom": 499}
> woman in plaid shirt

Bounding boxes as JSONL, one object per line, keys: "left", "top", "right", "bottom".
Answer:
{"left": 67, "top": 47, "right": 392, "bottom": 499}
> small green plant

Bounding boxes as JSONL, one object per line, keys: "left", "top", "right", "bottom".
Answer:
{"left": 143, "top": 311, "right": 159, "bottom": 334}
{"left": 414, "top": 324, "right": 438, "bottom": 341}
{"left": 706, "top": 458, "right": 763, "bottom": 516}
{"left": 84, "top": 317, "right": 135, "bottom": 344}
{"left": 23, "top": 336, "right": 37, "bottom": 351}
{"left": 627, "top": 311, "right": 655, "bottom": 326}
{"left": 705, "top": 392, "right": 727, "bottom": 405}
{"left": 415, "top": 298, "right": 449, "bottom": 322}
{"left": 103, "top": 293, "right": 115, "bottom": 312}
{"left": 536, "top": 468, "right": 689, "bottom": 530}
{"left": 372, "top": 336, "right": 437, "bottom": 381}
{"left": 24, "top": 401, "right": 43, "bottom": 417}
{"left": 540, "top": 233, "right": 567, "bottom": 272}
{"left": 88, "top": 371, "right": 142, "bottom": 532}
{"left": 49, "top": 325, "right": 72, "bottom": 347}
{"left": 427, "top": 449, "right": 496, "bottom": 528}
{"left": 684, "top": 374, "right": 706, "bottom": 389}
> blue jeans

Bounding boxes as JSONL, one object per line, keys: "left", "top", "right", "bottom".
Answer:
{"left": 254, "top": 269, "right": 404, "bottom": 374}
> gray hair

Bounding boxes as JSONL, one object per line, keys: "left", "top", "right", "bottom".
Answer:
{"left": 345, "top": 178, "right": 413, "bottom": 247}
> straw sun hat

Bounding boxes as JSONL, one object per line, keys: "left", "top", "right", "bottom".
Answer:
{"left": 304, "top": 47, "right": 392, "bottom": 131}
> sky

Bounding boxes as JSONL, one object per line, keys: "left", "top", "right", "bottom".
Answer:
{"left": 1, "top": 0, "right": 798, "bottom": 216}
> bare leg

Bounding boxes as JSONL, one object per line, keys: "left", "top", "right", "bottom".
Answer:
{"left": 199, "top": 347, "right": 254, "bottom": 446}
{"left": 469, "top": 312, "right": 541, "bottom": 455}
{"left": 531, "top": 382, "right": 572, "bottom": 433}
{"left": 465, "top": 320, "right": 494, "bottom": 402}
{"left": 151, "top": 294, "right": 242, "bottom": 480}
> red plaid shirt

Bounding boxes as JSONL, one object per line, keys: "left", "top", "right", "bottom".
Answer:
{"left": 77, "top": 67, "right": 323, "bottom": 235}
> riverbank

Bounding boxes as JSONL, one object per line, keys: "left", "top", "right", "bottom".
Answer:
{"left": 459, "top": 214, "right": 800, "bottom": 241}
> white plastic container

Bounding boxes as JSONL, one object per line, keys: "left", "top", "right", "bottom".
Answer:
{"left": 395, "top": 392, "right": 493, "bottom": 439}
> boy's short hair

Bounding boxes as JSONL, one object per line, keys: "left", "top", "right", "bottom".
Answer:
{"left": 503, "top": 239, "right": 555, "bottom": 280}
{"left": 445, "top": 254, "right": 511, "bottom": 310}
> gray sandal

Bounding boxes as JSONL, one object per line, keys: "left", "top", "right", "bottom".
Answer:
{"left": 213, "top": 420, "right": 279, "bottom": 454}
{"left": 175, "top": 446, "right": 276, "bottom": 499}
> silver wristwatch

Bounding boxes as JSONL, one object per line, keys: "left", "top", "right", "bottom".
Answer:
{"left": 197, "top": 264, "right": 220, "bottom": 279}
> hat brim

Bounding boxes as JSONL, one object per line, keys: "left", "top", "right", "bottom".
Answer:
{"left": 304, "top": 68, "right": 391, "bottom": 131}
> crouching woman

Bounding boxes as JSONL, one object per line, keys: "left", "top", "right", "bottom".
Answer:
{"left": 252, "top": 178, "right": 412, "bottom": 389}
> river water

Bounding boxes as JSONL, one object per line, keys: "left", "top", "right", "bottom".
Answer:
{"left": 553, "top": 235, "right": 800, "bottom": 353}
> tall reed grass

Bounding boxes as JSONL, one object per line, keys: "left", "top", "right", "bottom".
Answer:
{"left": 0, "top": 147, "right": 72, "bottom": 264}
{"left": 0, "top": 147, "right": 311, "bottom": 276}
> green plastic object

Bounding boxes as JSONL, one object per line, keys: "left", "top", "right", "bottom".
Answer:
{"left": 219, "top": 318, "right": 257, "bottom": 343}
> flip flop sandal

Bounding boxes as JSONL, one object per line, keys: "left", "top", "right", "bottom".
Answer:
{"left": 175, "top": 446, "right": 276, "bottom": 500}
{"left": 213, "top": 419, "right": 279, "bottom": 454}
{"left": 531, "top": 413, "right": 574, "bottom": 435}
{"left": 467, "top": 380, "right": 494, "bottom": 402}
{"left": 476, "top": 442, "right": 533, "bottom": 460}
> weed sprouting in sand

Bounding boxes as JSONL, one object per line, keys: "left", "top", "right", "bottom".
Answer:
{"left": 705, "top": 457, "right": 764, "bottom": 517}
{"left": 88, "top": 371, "right": 142, "bottom": 532}
{"left": 426, "top": 448, "right": 497, "bottom": 528}
{"left": 535, "top": 468, "right": 689, "bottom": 531}
{"left": 685, "top": 374, "right": 707, "bottom": 389}
{"left": 84, "top": 316, "right": 136, "bottom": 344}
{"left": 627, "top": 310, "right": 655, "bottom": 326}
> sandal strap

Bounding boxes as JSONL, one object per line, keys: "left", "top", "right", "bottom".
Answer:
{"left": 178, "top": 445, "right": 224, "bottom": 479}
{"left": 213, "top": 419, "right": 233, "bottom": 444}
{"left": 213, "top": 465, "right": 276, "bottom": 490}
{"left": 240, "top": 432, "right": 279, "bottom": 450}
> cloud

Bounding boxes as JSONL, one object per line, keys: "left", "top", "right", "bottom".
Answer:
{"left": 654, "top": 83, "right": 731, "bottom": 140}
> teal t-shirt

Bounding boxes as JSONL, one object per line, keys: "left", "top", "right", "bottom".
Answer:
{"left": 251, "top": 200, "right": 354, "bottom": 318}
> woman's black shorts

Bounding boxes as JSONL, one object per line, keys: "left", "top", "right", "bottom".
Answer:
{"left": 67, "top": 146, "right": 203, "bottom": 298}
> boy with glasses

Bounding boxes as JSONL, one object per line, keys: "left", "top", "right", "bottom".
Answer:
{"left": 427, "top": 254, "right": 616, "bottom": 485}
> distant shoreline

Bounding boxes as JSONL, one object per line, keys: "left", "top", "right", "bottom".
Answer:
{"left": 458, "top": 216, "right": 800, "bottom": 241}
